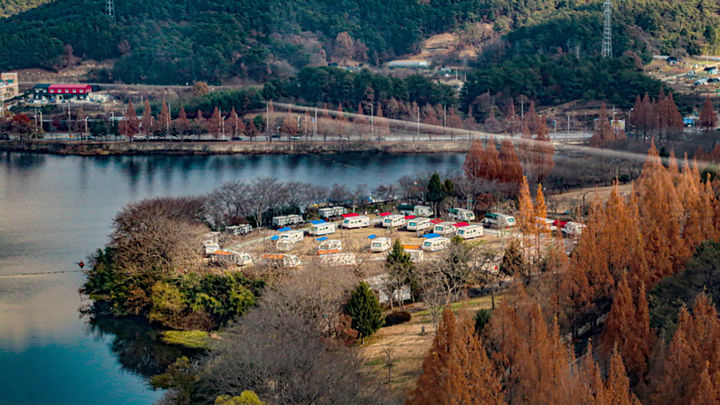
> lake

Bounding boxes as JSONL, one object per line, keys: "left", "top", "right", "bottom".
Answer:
{"left": 0, "top": 152, "right": 464, "bottom": 404}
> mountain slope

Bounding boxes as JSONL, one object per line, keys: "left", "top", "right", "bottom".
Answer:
{"left": 0, "top": 0, "right": 54, "bottom": 17}
{"left": 0, "top": 0, "right": 719, "bottom": 84}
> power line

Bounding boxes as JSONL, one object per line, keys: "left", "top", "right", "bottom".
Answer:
{"left": 602, "top": 0, "right": 613, "bottom": 58}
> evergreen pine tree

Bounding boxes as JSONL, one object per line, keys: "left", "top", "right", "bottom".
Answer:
{"left": 343, "top": 281, "right": 383, "bottom": 342}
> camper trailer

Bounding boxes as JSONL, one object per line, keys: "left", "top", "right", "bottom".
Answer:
{"left": 225, "top": 224, "right": 252, "bottom": 236}
{"left": 562, "top": 222, "right": 586, "bottom": 237}
{"left": 370, "top": 237, "right": 392, "bottom": 253}
{"left": 422, "top": 237, "right": 451, "bottom": 252}
{"left": 318, "top": 239, "right": 342, "bottom": 252}
{"left": 483, "top": 213, "right": 518, "bottom": 229}
{"left": 456, "top": 225, "right": 484, "bottom": 240}
{"left": 449, "top": 208, "right": 476, "bottom": 222}
{"left": 433, "top": 222, "right": 457, "bottom": 236}
{"left": 398, "top": 204, "right": 434, "bottom": 217}
{"left": 319, "top": 253, "right": 357, "bottom": 267}
{"left": 276, "top": 239, "right": 296, "bottom": 252}
{"left": 260, "top": 253, "right": 302, "bottom": 268}
{"left": 210, "top": 250, "right": 253, "bottom": 267}
{"left": 279, "top": 230, "right": 304, "bottom": 243}
{"left": 406, "top": 217, "right": 432, "bottom": 232}
{"left": 318, "top": 207, "right": 334, "bottom": 218}
{"left": 382, "top": 214, "right": 406, "bottom": 228}
{"left": 272, "top": 214, "right": 304, "bottom": 228}
{"left": 309, "top": 222, "right": 336, "bottom": 236}
{"left": 341, "top": 216, "right": 370, "bottom": 229}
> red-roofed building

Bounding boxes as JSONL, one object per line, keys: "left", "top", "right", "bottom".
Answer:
{"left": 34, "top": 83, "right": 93, "bottom": 101}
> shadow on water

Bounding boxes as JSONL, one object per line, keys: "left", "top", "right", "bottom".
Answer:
{"left": 84, "top": 312, "right": 203, "bottom": 379}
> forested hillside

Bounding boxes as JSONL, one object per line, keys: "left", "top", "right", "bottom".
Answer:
{"left": 0, "top": 0, "right": 53, "bottom": 17}
{"left": 0, "top": 0, "right": 719, "bottom": 85}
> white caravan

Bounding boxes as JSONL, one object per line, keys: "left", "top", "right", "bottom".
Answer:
{"left": 414, "top": 205, "right": 434, "bottom": 217}
{"left": 449, "top": 208, "right": 476, "bottom": 222}
{"left": 341, "top": 216, "right": 370, "bottom": 229}
{"left": 382, "top": 214, "right": 406, "bottom": 228}
{"left": 406, "top": 217, "right": 432, "bottom": 232}
{"left": 456, "top": 225, "right": 484, "bottom": 240}
{"left": 433, "top": 222, "right": 457, "bottom": 236}
{"left": 279, "top": 230, "right": 304, "bottom": 243}
{"left": 318, "top": 239, "right": 342, "bottom": 251}
{"left": 484, "top": 213, "right": 518, "bottom": 229}
{"left": 422, "top": 237, "right": 451, "bottom": 252}
{"left": 309, "top": 222, "right": 337, "bottom": 236}
{"left": 319, "top": 253, "right": 357, "bottom": 267}
{"left": 370, "top": 237, "right": 392, "bottom": 253}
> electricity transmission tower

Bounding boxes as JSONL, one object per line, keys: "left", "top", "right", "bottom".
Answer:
{"left": 601, "top": 0, "right": 612, "bottom": 58}
{"left": 106, "top": 0, "right": 115, "bottom": 23}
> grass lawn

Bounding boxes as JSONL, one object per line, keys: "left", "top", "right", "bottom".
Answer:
{"left": 358, "top": 294, "right": 501, "bottom": 403}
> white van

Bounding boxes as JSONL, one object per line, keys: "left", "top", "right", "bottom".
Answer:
{"left": 414, "top": 205, "right": 434, "bottom": 217}
{"left": 422, "top": 237, "right": 450, "bottom": 252}
{"left": 309, "top": 222, "right": 336, "bottom": 236}
{"left": 456, "top": 225, "right": 484, "bottom": 240}
{"left": 382, "top": 214, "right": 406, "bottom": 228}
{"left": 433, "top": 222, "right": 457, "bottom": 236}
{"left": 370, "top": 237, "right": 392, "bottom": 253}
{"left": 279, "top": 230, "right": 304, "bottom": 243}
{"left": 406, "top": 217, "right": 432, "bottom": 232}
{"left": 484, "top": 213, "right": 517, "bottom": 229}
{"left": 341, "top": 216, "right": 370, "bottom": 229}
{"left": 449, "top": 208, "right": 476, "bottom": 222}
{"left": 319, "top": 253, "right": 357, "bottom": 267}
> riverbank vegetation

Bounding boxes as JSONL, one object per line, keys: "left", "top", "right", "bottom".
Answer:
{"left": 81, "top": 197, "right": 264, "bottom": 330}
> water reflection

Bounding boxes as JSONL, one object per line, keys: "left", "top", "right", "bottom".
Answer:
{"left": 85, "top": 313, "right": 200, "bottom": 378}
{"left": 0, "top": 151, "right": 463, "bottom": 403}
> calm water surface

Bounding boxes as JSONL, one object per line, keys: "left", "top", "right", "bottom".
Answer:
{"left": 0, "top": 152, "right": 463, "bottom": 404}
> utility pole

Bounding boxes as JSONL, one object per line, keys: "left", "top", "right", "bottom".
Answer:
{"left": 602, "top": 0, "right": 613, "bottom": 58}
{"left": 106, "top": 0, "right": 116, "bottom": 23}
{"left": 370, "top": 103, "right": 374, "bottom": 138}
{"left": 416, "top": 107, "right": 420, "bottom": 142}
{"left": 314, "top": 107, "right": 318, "bottom": 139}
{"left": 266, "top": 101, "right": 270, "bottom": 137}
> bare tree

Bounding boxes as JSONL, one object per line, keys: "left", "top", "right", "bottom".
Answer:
{"left": 195, "top": 266, "right": 385, "bottom": 404}
{"left": 246, "top": 177, "right": 280, "bottom": 226}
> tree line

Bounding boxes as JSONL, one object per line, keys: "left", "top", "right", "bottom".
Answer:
{"left": 409, "top": 142, "right": 720, "bottom": 403}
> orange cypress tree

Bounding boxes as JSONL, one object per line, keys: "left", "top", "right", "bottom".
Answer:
{"left": 157, "top": 99, "right": 170, "bottom": 136}
{"left": 572, "top": 198, "right": 613, "bottom": 302}
{"left": 498, "top": 139, "right": 524, "bottom": 186}
{"left": 208, "top": 106, "right": 221, "bottom": 138}
{"left": 122, "top": 100, "right": 139, "bottom": 140}
{"left": 462, "top": 140, "right": 484, "bottom": 180}
{"left": 517, "top": 176, "right": 535, "bottom": 236}
{"left": 591, "top": 103, "right": 614, "bottom": 146}
{"left": 408, "top": 308, "right": 504, "bottom": 405}
{"left": 649, "top": 294, "right": 720, "bottom": 404}
{"left": 484, "top": 137, "right": 502, "bottom": 181}
{"left": 601, "top": 275, "right": 650, "bottom": 381}
{"left": 605, "top": 350, "right": 642, "bottom": 405}
{"left": 526, "top": 100, "right": 540, "bottom": 134}
{"left": 700, "top": 96, "right": 717, "bottom": 132}
{"left": 142, "top": 99, "right": 152, "bottom": 136}
{"left": 635, "top": 142, "right": 684, "bottom": 283}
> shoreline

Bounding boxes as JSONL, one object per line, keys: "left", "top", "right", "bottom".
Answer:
{"left": 0, "top": 139, "right": 473, "bottom": 156}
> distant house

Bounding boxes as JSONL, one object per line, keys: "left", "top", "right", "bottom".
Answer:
{"left": 0, "top": 72, "right": 19, "bottom": 101}
{"left": 386, "top": 59, "right": 431, "bottom": 70}
{"left": 33, "top": 84, "right": 93, "bottom": 102}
